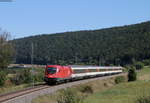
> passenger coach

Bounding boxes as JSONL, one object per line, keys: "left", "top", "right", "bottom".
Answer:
{"left": 44, "top": 65, "right": 123, "bottom": 84}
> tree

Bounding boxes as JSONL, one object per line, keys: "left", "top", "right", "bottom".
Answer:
{"left": 128, "top": 67, "right": 137, "bottom": 82}
{"left": 134, "top": 62, "right": 144, "bottom": 70}
{"left": 0, "top": 29, "right": 13, "bottom": 70}
{"left": 0, "top": 71, "right": 6, "bottom": 86}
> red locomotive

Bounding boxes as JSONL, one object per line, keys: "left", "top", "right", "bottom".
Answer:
{"left": 44, "top": 65, "right": 122, "bottom": 84}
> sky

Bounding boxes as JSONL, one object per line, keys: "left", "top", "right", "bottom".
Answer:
{"left": 0, "top": 0, "right": 150, "bottom": 39}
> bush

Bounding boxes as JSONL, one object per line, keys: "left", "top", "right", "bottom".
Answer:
{"left": 57, "top": 89, "right": 83, "bottom": 103}
{"left": 136, "top": 96, "right": 150, "bottom": 103}
{"left": 10, "top": 69, "right": 32, "bottom": 85}
{"left": 79, "top": 85, "right": 93, "bottom": 94}
{"left": 23, "top": 69, "right": 32, "bottom": 83}
{"left": 128, "top": 67, "right": 137, "bottom": 82}
{"left": 134, "top": 62, "right": 144, "bottom": 70}
{"left": 33, "top": 72, "right": 44, "bottom": 82}
{"left": 0, "top": 71, "right": 7, "bottom": 86}
{"left": 142, "top": 59, "right": 150, "bottom": 66}
{"left": 115, "top": 76, "right": 126, "bottom": 84}
{"left": 10, "top": 73, "right": 25, "bottom": 85}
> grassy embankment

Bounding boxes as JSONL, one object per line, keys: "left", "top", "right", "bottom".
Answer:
{"left": 83, "top": 66, "right": 150, "bottom": 103}
{"left": 32, "top": 74, "right": 121, "bottom": 103}
{"left": 0, "top": 84, "right": 31, "bottom": 94}
{"left": 32, "top": 66, "right": 150, "bottom": 103}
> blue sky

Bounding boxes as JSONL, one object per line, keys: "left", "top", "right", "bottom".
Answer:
{"left": 0, "top": 0, "right": 150, "bottom": 38}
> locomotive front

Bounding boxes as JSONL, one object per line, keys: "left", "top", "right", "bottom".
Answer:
{"left": 44, "top": 65, "right": 60, "bottom": 84}
{"left": 44, "top": 65, "right": 72, "bottom": 84}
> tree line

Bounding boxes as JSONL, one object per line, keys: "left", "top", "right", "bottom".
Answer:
{"left": 0, "top": 29, "right": 13, "bottom": 70}
{"left": 0, "top": 29, "right": 14, "bottom": 86}
{"left": 12, "top": 21, "right": 150, "bottom": 66}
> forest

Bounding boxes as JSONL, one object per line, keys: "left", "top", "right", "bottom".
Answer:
{"left": 12, "top": 21, "right": 150, "bottom": 66}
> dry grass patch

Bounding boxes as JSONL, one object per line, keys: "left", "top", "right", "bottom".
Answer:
{"left": 138, "top": 74, "right": 150, "bottom": 81}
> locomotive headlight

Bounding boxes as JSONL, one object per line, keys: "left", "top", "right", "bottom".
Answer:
{"left": 56, "top": 68, "right": 59, "bottom": 72}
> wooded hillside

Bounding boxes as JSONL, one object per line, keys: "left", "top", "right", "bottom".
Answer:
{"left": 12, "top": 21, "right": 150, "bottom": 66}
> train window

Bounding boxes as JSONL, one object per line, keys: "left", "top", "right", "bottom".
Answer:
{"left": 47, "top": 67, "right": 57, "bottom": 74}
{"left": 99, "top": 69, "right": 108, "bottom": 71}
{"left": 73, "top": 69, "right": 86, "bottom": 74}
{"left": 88, "top": 69, "right": 97, "bottom": 72}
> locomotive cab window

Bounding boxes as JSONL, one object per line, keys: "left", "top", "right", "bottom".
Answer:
{"left": 47, "top": 67, "right": 57, "bottom": 74}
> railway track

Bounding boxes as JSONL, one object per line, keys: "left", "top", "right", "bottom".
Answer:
{"left": 0, "top": 73, "right": 127, "bottom": 103}
{"left": 0, "top": 84, "right": 49, "bottom": 103}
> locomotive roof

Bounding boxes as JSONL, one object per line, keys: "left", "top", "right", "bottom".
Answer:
{"left": 69, "top": 65, "right": 122, "bottom": 70}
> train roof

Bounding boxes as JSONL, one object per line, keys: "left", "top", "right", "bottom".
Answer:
{"left": 69, "top": 65, "right": 122, "bottom": 70}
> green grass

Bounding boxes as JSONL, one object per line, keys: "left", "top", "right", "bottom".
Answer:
{"left": 84, "top": 81, "right": 150, "bottom": 103}
{"left": 83, "top": 66, "right": 150, "bottom": 103}
{"left": 0, "top": 82, "right": 45, "bottom": 94}
{"left": 137, "top": 66, "right": 150, "bottom": 81}
{"left": 0, "top": 84, "right": 30, "bottom": 94}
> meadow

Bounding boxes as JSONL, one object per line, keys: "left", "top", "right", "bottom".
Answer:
{"left": 83, "top": 66, "right": 150, "bottom": 103}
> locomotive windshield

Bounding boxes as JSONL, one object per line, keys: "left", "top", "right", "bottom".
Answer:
{"left": 47, "top": 67, "right": 57, "bottom": 74}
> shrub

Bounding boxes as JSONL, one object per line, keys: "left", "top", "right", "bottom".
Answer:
{"left": 33, "top": 72, "right": 44, "bottom": 82}
{"left": 23, "top": 69, "right": 32, "bottom": 83}
{"left": 128, "top": 67, "right": 137, "bottom": 82}
{"left": 115, "top": 76, "right": 125, "bottom": 84}
{"left": 10, "top": 69, "right": 32, "bottom": 85}
{"left": 0, "top": 71, "right": 7, "bottom": 86}
{"left": 10, "top": 73, "right": 24, "bottom": 85}
{"left": 136, "top": 96, "right": 150, "bottom": 103}
{"left": 142, "top": 59, "right": 150, "bottom": 66}
{"left": 57, "top": 89, "right": 83, "bottom": 103}
{"left": 79, "top": 85, "right": 93, "bottom": 94}
{"left": 134, "top": 62, "right": 144, "bottom": 70}
{"left": 31, "top": 68, "right": 44, "bottom": 82}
